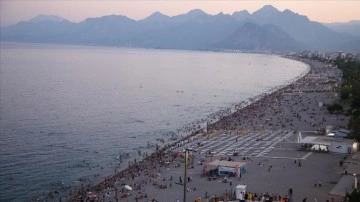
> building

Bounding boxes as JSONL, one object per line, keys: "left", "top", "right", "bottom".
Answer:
{"left": 206, "top": 160, "right": 246, "bottom": 176}
{"left": 235, "top": 185, "right": 247, "bottom": 200}
{"left": 298, "top": 132, "right": 358, "bottom": 154}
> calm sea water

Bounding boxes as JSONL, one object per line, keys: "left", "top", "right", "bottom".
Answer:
{"left": 0, "top": 43, "right": 308, "bottom": 201}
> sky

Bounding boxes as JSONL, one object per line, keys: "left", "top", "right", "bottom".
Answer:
{"left": 1, "top": 0, "right": 360, "bottom": 26}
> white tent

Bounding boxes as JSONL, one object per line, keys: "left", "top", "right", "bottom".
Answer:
{"left": 207, "top": 160, "right": 246, "bottom": 176}
{"left": 298, "top": 134, "right": 358, "bottom": 154}
{"left": 299, "top": 136, "right": 331, "bottom": 145}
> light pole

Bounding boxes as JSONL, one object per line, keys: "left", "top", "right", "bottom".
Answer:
{"left": 184, "top": 149, "right": 188, "bottom": 202}
{"left": 354, "top": 174, "right": 357, "bottom": 189}
{"left": 183, "top": 148, "right": 196, "bottom": 202}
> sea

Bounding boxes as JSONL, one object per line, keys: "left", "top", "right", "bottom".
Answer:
{"left": 0, "top": 42, "right": 309, "bottom": 201}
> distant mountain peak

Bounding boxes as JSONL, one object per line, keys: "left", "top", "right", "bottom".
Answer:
{"left": 186, "top": 9, "right": 208, "bottom": 16}
{"left": 95, "top": 15, "right": 134, "bottom": 21}
{"left": 282, "top": 9, "right": 309, "bottom": 21}
{"left": 283, "top": 9, "right": 294, "bottom": 14}
{"left": 148, "top": 11, "right": 168, "bottom": 18}
{"left": 232, "top": 10, "right": 251, "bottom": 21}
{"left": 253, "top": 5, "right": 280, "bottom": 16}
{"left": 260, "top": 5, "right": 279, "bottom": 11}
{"left": 29, "top": 14, "right": 68, "bottom": 23}
{"left": 99, "top": 14, "right": 129, "bottom": 19}
{"left": 142, "top": 11, "right": 170, "bottom": 24}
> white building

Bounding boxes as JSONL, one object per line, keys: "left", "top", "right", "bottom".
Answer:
{"left": 235, "top": 185, "right": 247, "bottom": 200}
{"left": 298, "top": 132, "right": 358, "bottom": 154}
{"left": 207, "top": 160, "right": 247, "bottom": 176}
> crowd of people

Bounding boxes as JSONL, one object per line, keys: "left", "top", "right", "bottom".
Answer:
{"left": 209, "top": 59, "right": 347, "bottom": 133}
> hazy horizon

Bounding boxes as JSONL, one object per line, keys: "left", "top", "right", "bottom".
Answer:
{"left": 1, "top": 1, "right": 360, "bottom": 26}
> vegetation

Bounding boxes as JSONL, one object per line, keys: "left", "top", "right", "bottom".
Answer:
{"left": 327, "top": 103, "right": 344, "bottom": 113}
{"left": 346, "top": 189, "right": 360, "bottom": 202}
{"left": 333, "top": 59, "right": 360, "bottom": 141}
{"left": 303, "top": 55, "right": 360, "bottom": 141}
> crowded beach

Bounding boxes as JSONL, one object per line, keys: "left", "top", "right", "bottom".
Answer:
{"left": 58, "top": 57, "right": 358, "bottom": 202}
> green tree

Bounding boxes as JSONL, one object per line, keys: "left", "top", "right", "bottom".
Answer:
{"left": 346, "top": 189, "right": 360, "bottom": 202}
{"left": 349, "top": 110, "right": 360, "bottom": 141}
{"left": 334, "top": 59, "right": 360, "bottom": 141}
{"left": 308, "top": 57, "right": 360, "bottom": 141}
{"left": 340, "top": 86, "right": 352, "bottom": 100}
{"left": 351, "top": 98, "right": 360, "bottom": 109}
{"left": 327, "top": 103, "right": 343, "bottom": 113}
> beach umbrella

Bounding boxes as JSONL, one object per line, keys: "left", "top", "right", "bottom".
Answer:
{"left": 124, "top": 185, "right": 132, "bottom": 191}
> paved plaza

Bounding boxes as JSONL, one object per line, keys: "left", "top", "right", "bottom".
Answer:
{"left": 96, "top": 130, "right": 355, "bottom": 202}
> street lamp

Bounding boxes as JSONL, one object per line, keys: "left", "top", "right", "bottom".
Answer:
{"left": 183, "top": 148, "right": 196, "bottom": 202}
{"left": 354, "top": 174, "right": 357, "bottom": 189}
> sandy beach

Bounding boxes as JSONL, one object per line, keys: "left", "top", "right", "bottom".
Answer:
{"left": 66, "top": 57, "right": 357, "bottom": 202}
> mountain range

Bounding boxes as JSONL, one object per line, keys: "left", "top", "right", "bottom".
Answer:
{"left": 1, "top": 5, "right": 359, "bottom": 52}
{"left": 325, "top": 20, "right": 360, "bottom": 37}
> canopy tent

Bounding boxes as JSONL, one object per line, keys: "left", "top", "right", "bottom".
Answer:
{"left": 298, "top": 135, "right": 358, "bottom": 154}
{"left": 299, "top": 136, "right": 332, "bottom": 145}
{"left": 298, "top": 136, "right": 330, "bottom": 152}
{"left": 207, "top": 160, "right": 246, "bottom": 176}
{"left": 207, "top": 159, "right": 246, "bottom": 168}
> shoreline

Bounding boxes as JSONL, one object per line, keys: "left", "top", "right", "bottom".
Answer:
{"left": 66, "top": 56, "right": 351, "bottom": 202}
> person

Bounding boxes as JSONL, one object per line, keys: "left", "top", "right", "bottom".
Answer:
{"left": 179, "top": 176, "right": 182, "bottom": 184}
{"left": 288, "top": 188, "right": 293, "bottom": 198}
{"left": 302, "top": 197, "right": 307, "bottom": 202}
